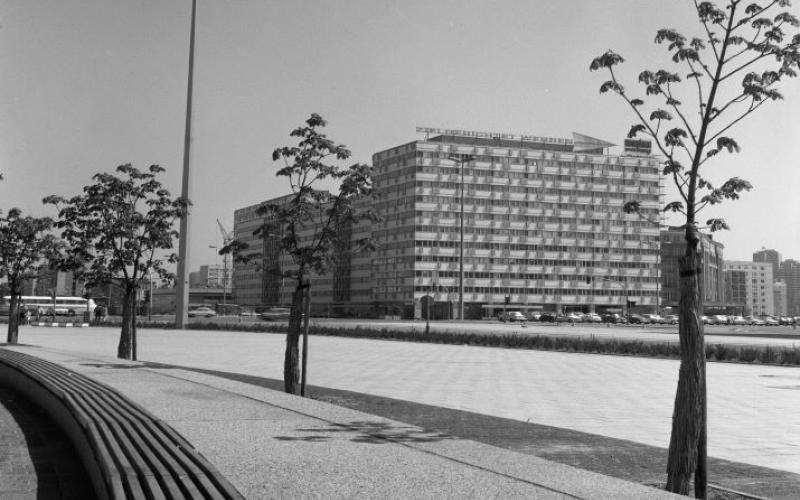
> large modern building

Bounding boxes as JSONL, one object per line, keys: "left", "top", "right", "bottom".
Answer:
{"left": 780, "top": 259, "right": 800, "bottom": 315}
{"left": 723, "top": 261, "right": 774, "bottom": 316}
{"left": 233, "top": 128, "right": 663, "bottom": 319}
{"left": 371, "top": 128, "right": 662, "bottom": 319}
{"left": 659, "top": 227, "right": 727, "bottom": 314}
{"left": 753, "top": 248, "right": 781, "bottom": 278}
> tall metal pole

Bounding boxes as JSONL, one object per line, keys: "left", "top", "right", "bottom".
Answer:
{"left": 175, "top": 0, "right": 196, "bottom": 329}
{"left": 450, "top": 154, "right": 472, "bottom": 320}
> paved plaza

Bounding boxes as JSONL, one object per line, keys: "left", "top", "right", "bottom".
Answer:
{"left": 16, "top": 325, "right": 800, "bottom": 476}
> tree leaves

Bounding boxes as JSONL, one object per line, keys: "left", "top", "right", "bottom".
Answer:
{"left": 43, "top": 164, "right": 187, "bottom": 290}
{"left": 589, "top": 50, "right": 625, "bottom": 71}
{"left": 0, "top": 210, "right": 61, "bottom": 292}
{"left": 663, "top": 201, "right": 685, "bottom": 213}
{"left": 599, "top": 80, "right": 625, "bottom": 94}
{"left": 664, "top": 128, "right": 688, "bottom": 147}
{"left": 716, "top": 137, "right": 740, "bottom": 153}
{"left": 706, "top": 218, "right": 730, "bottom": 231}
{"left": 627, "top": 124, "right": 647, "bottom": 138}
{"left": 697, "top": 2, "right": 727, "bottom": 23}
{"left": 650, "top": 109, "right": 673, "bottom": 121}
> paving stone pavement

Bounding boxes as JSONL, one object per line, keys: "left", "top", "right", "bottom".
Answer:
{"left": 16, "top": 326, "right": 800, "bottom": 476}
{"left": 0, "top": 385, "right": 94, "bottom": 499}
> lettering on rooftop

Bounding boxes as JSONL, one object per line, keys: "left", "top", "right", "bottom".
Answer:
{"left": 416, "top": 126, "right": 572, "bottom": 145}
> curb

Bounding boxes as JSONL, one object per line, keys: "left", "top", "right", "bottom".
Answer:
{"left": 28, "top": 322, "right": 90, "bottom": 328}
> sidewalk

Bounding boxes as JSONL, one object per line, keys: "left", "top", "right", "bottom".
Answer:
{"left": 1, "top": 344, "right": 679, "bottom": 499}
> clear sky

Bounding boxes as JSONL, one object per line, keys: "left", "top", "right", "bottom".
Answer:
{"left": 1, "top": 0, "right": 798, "bottom": 269}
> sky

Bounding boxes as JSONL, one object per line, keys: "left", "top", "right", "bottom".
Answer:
{"left": 1, "top": 0, "right": 798, "bottom": 269}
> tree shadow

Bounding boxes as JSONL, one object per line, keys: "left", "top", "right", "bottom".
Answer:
{"left": 274, "top": 420, "right": 453, "bottom": 445}
{"left": 81, "top": 362, "right": 141, "bottom": 369}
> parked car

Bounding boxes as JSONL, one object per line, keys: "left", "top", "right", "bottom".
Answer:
{"left": 702, "top": 315, "right": 713, "bottom": 324}
{"left": 745, "top": 316, "right": 765, "bottom": 326}
{"left": 764, "top": 316, "right": 779, "bottom": 326}
{"left": 188, "top": 306, "right": 217, "bottom": 318}
{"left": 602, "top": 313, "right": 626, "bottom": 324}
{"left": 710, "top": 315, "right": 729, "bottom": 325}
{"left": 662, "top": 314, "right": 679, "bottom": 325}
{"left": 583, "top": 313, "right": 602, "bottom": 323}
{"left": 499, "top": 311, "right": 527, "bottom": 323}
{"left": 554, "top": 313, "right": 572, "bottom": 323}
{"left": 628, "top": 314, "right": 649, "bottom": 324}
{"left": 527, "top": 312, "right": 542, "bottom": 321}
{"left": 730, "top": 316, "right": 748, "bottom": 325}
{"left": 566, "top": 313, "right": 583, "bottom": 323}
{"left": 642, "top": 314, "right": 664, "bottom": 324}
{"left": 778, "top": 316, "right": 795, "bottom": 326}
{"left": 538, "top": 312, "right": 556, "bottom": 322}
{"left": 259, "top": 307, "right": 291, "bottom": 321}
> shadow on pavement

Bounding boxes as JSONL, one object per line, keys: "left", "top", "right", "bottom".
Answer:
{"left": 139, "top": 361, "right": 800, "bottom": 500}
{"left": 0, "top": 385, "right": 96, "bottom": 499}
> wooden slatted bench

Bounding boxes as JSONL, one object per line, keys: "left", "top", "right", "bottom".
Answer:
{"left": 0, "top": 348, "right": 244, "bottom": 500}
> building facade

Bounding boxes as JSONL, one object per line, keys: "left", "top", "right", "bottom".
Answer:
{"left": 773, "top": 280, "right": 788, "bottom": 316}
{"left": 232, "top": 195, "right": 373, "bottom": 316}
{"left": 233, "top": 128, "right": 663, "bottom": 318}
{"left": 780, "top": 259, "right": 800, "bottom": 316}
{"left": 753, "top": 248, "right": 781, "bottom": 279}
{"left": 190, "top": 265, "right": 232, "bottom": 290}
{"left": 370, "top": 130, "right": 662, "bottom": 318}
{"left": 659, "top": 227, "right": 727, "bottom": 313}
{"left": 723, "top": 261, "right": 774, "bottom": 316}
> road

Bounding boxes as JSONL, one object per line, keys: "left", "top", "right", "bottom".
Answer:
{"left": 163, "top": 315, "right": 800, "bottom": 348}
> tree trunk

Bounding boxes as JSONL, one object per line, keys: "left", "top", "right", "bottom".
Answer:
{"left": 117, "top": 288, "right": 137, "bottom": 360}
{"left": 300, "top": 284, "right": 311, "bottom": 397}
{"left": 6, "top": 292, "right": 21, "bottom": 344}
{"left": 284, "top": 280, "right": 305, "bottom": 394}
{"left": 666, "top": 230, "right": 706, "bottom": 497}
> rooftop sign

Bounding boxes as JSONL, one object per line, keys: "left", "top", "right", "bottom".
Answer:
{"left": 416, "top": 126, "right": 572, "bottom": 145}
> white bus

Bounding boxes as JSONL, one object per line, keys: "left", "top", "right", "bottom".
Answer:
{"left": 1, "top": 296, "right": 97, "bottom": 317}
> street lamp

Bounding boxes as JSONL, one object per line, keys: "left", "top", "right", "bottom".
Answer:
{"left": 448, "top": 154, "right": 474, "bottom": 321}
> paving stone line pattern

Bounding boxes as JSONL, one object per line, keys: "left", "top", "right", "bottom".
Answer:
{"left": 0, "top": 385, "right": 95, "bottom": 499}
{"left": 17, "top": 326, "right": 800, "bottom": 475}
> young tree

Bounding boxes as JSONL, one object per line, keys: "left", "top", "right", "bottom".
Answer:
{"left": 44, "top": 164, "right": 188, "bottom": 360}
{"left": 225, "top": 114, "right": 377, "bottom": 395}
{"left": 0, "top": 209, "right": 61, "bottom": 343}
{"left": 591, "top": 1, "right": 799, "bottom": 496}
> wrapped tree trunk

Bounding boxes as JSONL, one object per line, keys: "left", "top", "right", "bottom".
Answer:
{"left": 117, "top": 288, "right": 138, "bottom": 360}
{"left": 666, "top": 228, "right": 706, "bottom": 496}
{"left": 6, "top": 291, "right": 21, "bottom": 344}
{"left": 284, "top": 280, "right": 305, "bottom": 394}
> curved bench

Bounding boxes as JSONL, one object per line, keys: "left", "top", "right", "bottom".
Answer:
{"left": 0, "top": 348, "right": 243, "bottom": 500}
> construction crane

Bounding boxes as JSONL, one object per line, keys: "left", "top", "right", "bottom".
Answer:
{"left": 216, "top": 219, "right": 233, "bottom": 308}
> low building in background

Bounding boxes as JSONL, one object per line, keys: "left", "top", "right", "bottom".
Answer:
{"left": 773, "top": 280, "right": 788, "bottom": 317}
{"left": 659, "top": 227, "right": 729, "bottom": 315}
{"left": 779, "top": 259, "right": 800, "bottom": 316}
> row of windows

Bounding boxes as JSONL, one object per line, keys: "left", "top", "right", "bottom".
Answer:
{"left": 415, "top": 240, "right": 657, "bottom": 255}
{"left": 415, "top": 270, "right": 655, "bottom": 283}
{"left": 413, "top": 225, "right": 659, "bottom": 243}
{"left": 414, "top": 212, "right": 657, "bottom": 228}
{"left": 412, "top": 255, "right": 656, "bottom": 269}
{"left": 413, "top": 286, "right": 658, "bottom": 297}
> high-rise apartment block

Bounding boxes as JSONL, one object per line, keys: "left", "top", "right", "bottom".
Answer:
{"left": 723, "top": 261, "right": 774, "bottom": 316}
{"left": 233, "top": 128, "right": 663, "bottom": 318}
{"left": 753, "top": 248, "right": 781, "bottom": 278}
{"left": 779, "top": 259, "right": 800, "bottom": 315}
